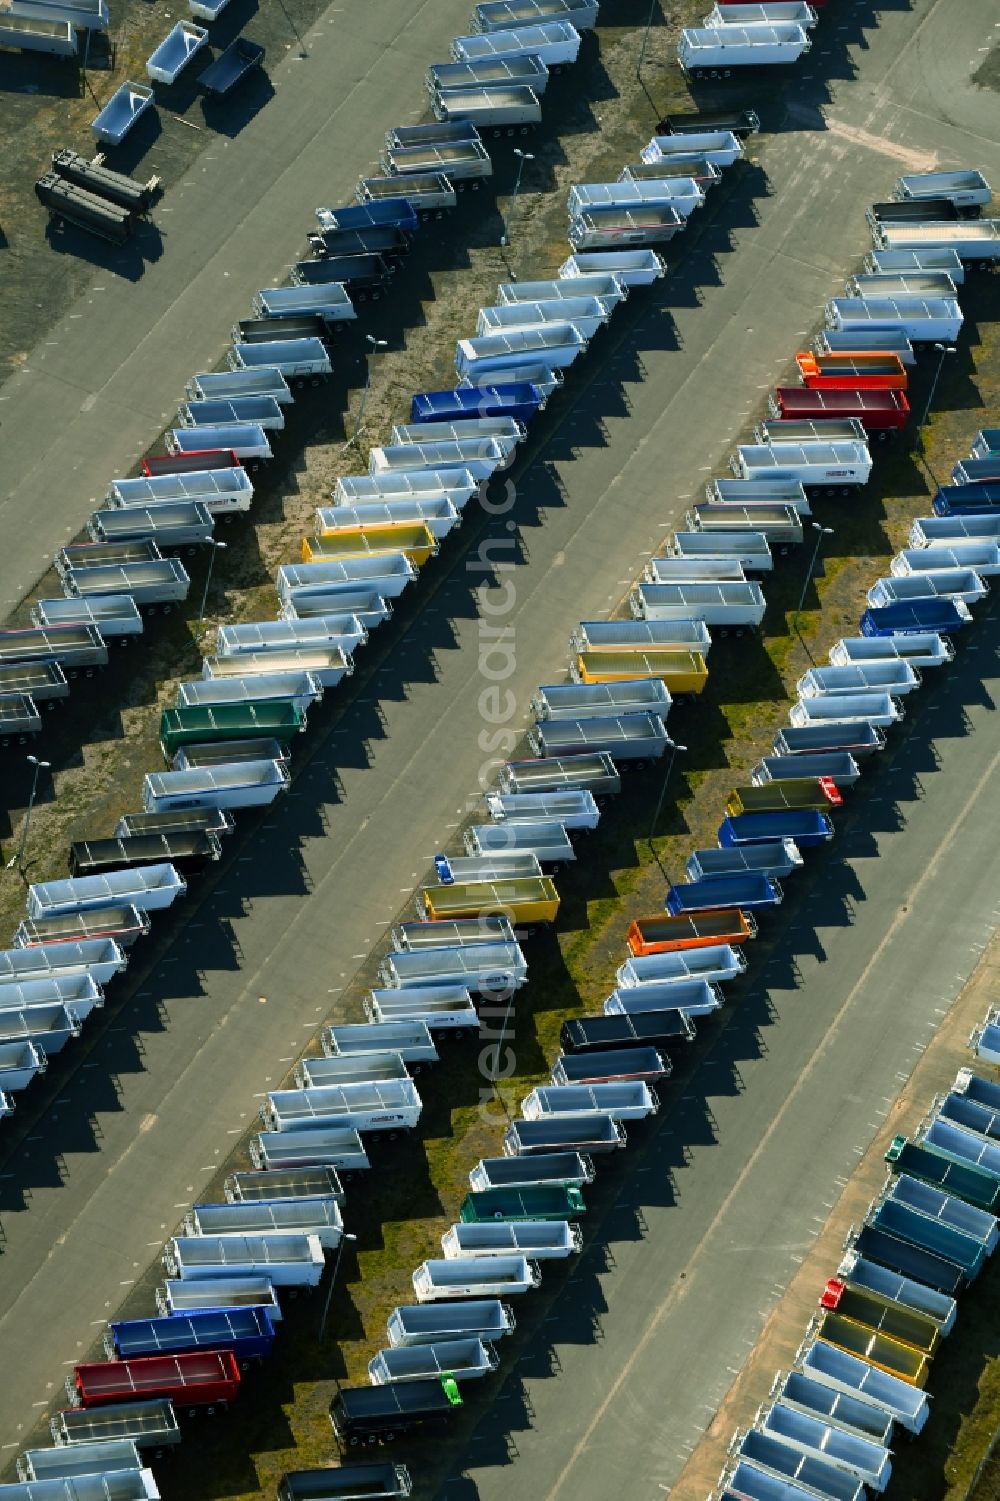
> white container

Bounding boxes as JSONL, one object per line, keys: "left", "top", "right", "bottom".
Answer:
{"left": 364, "top": 988, "right": 480, "bottom": 1032}
{"left": 277, "top": 557, "right": 416, "bottom": 602}
{"left": 261, "top": 1079, "right": 422, "bottom": 1134}
{"left": 442, "top": 1220, "right": 581, "bottom": 1260}
{"left": 476, "top": 299, "right": 613, "bottom": 341}
{"left": 864, "top": 246, "right": 964, "bottom": 284}
{"left": 788, "top": 693, "right": 903, "bottom": 729}
{"left": 201, "top": 647, "right": 351, "bottom": 690}
{"left": 568, "top": 179, "right": 704, "bottom": 218}
{"left": 455, "top": 325, "right": 588, "bottom": 377}
{"left": 412, "top": 1255, "right": 541, "bottom": 1301}
{"left": 485, "top": 789, "right": 600, "bottom": 830}
{"left": 641, "top": 130, "right": 744, "bottom": 168}
{"left": 825, "top": 296, "right": 962, "bottom": 345}
{"left": 216, "top": 615, "right": 367, "bottom": 657}
{"left": 473, "top": 0, "right": 598, "bottom": 31}
{"left": 142, "top": 761, "right": 289, "bottom": 812}
{"left": 391, "top": 418, "right": 524, "bottom": 456}
{"left": 559, "top": 249, "right": 667, "bottom": 286}
{"left": 450, "top": 19, "right": 581, "bottom": 67}
{"left": 167, "top": 423, "right": 271, "bottom": 463}
{"left": 891, "top": 543, "right": 1000, "bottom": 578}
{"left": 368, "top": 1337, "right": 499, "bottom": 1384}
{"left": 521, "top": 1081, "right": 658, "bottom": 1121}
{"left": 26, "top": 865, "right": 185, "bottom": 919}
{"left": 796, "top": 661, "right": 920, "bottom": 697}
{"left": 146, "top": 20, "right": 207, "bottom": 83}
{"left": 497, "top": 275, "right": 627, "bottom": 307}
{"left": 829, "top": 634, "right": 954, "bottom": 669}
{"left": 182, "top": 1198, "right": 343, "bottom": 1251}
{"left": 316, "top": 499, "right": 459, "bottom": 541}
{"left": 175, "top": 673, "right": 323, "bottom": 713}
{"left": 702, "top": 0, "right": 816, "bottom": 25}
{"left": 0, "top": 11, "right": 76, "bottom": 50}
{"left": 894, "top": 169, "right": 991, "bottom": 208}
{"left": 162, "top": 1233, "right": 325, "bottom": 1287}
{"left": 677, "top": 21, "right": 810, "bottom": 72}
{"left": 91, "top": 82, "right": 154, "bottom": 143}
{"left": 334, "top": 469, "right": 480, "bottom": 509}
{"left": 867, "top": 570, "right": 988, "bottom": 607}
{"left": 616, "top": 945, "right": 746, "bottom": 987}
{"left": 369, "top": 439, "right": 507, "bottom": 483}
{"left": 0, "top": 1039, "right": 47, "bottom": 1093}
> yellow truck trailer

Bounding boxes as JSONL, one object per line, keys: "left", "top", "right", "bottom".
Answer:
{"left": 301, "top": 522, "right": 438, "bottom": 567}
{"left": 421, "top": 876, "right": 560, "bottom": 926}
{"left": 572, "top": 649, "right": 708, "bottom": 695}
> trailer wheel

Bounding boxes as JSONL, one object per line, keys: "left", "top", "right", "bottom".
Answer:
{"left": 310, "top": 377, "right": 322, "bottom": 387}
{"left": 471, "top": 181, "right": 481, "bottom": 191}
{"left": 876, "top": 430, "right": 891, "bottom": 442}
{"left": 162, "top": 603, "right": 174, "bottom": 614}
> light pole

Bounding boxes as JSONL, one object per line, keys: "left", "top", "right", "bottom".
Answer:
{"left": 637, "top": 0, "right": 660, "bottom": 76}
{"left": 318, "top": 1230, "right": 357, "bottom": 1345}
{"left": 918, "top": 343, "right": 956, "bottom": 488}
{"left": 794, "top": 523, "right": 834, "bottom": 638}
{"left": 198, "top": 539, "right": 227, "bottom": 622}
{"left": 648, "top": 738, "right": 687, "bottom": 853}
{"left": 8, "top": 755, "right": 50, "bottom": 872}
{"left": 354, "top": 335, "right": 388, "bottom": 444}
{"left": 500, "top": 148, "right": 534, "bottom": 250}
{"left": 920, "top": 343, "right": 956, "bottom": 432}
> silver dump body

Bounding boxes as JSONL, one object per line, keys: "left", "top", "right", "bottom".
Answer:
{"left": 50, "top": 1400, "right": 181, "bottom": 1450}
{"left": 531, "top": 678, "right": 671, "bottom": 720}
{"left": 450, "top": 19, "right": 582, "bottom": 67}
{"left": 427, "top": 54, "right": 549, "bottom": 97}
{"left": 369, "top": 1337, "right": 499, "bottom": 1384}
{"left": 186, "top": 367, "right": 293, "bottom": 404}
{"left": 294, "top": 1053, "right": 409, "bottom": 1090}
{"left": 31, "top": 595, "right": 143, "bottom": 639}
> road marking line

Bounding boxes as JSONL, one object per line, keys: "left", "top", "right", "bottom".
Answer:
{"left": 538, "top": 737, "right": 1000, "bottom": 1501}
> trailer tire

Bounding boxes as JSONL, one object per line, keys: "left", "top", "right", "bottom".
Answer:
{"left": 162, "top": 603, "right": 174, "bottom": 614}
{"left": 876, "top": 429, "right": 891, "bottom": 442}
{"left": 310, "top": 377, "right": 322, "bottom": 387}
{"left": 471, "top": 181, "right": 481, "bottom": 190}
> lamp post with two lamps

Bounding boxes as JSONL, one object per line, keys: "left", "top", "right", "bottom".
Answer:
{"left": 354, "top": 334, "right": 389, "bottom": 445}
{"left": 318, "top": 1230, "right": 358, "bottom": 1345}
{"left": 794, "top": 522, "right": 834, "bottom": 643}
{"left": 917, "top": 342, "right": 956, "bottom": 485}
{"left": 8, "top": 754, "right": 50, "bottom": 872}
{"left": 199, "top": 539, "right": 227, "bottom": 622}
{"left": 648, "top": 738, "right": 687, "bottom": 856}
{"left": 500, "top": 148, "right": 534, "bottom": 252}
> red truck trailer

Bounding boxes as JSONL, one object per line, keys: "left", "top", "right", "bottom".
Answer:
{"left": 142, "top": 450, "right": 241, "bottom": 478}
{"left": 69, "top": 1351, "right": 240, "bottom": 1415}
{"left": 768, "top": 386, "right": 910, "bottom": 439}
{"left": 796, "top": 351, "right": 908, "bottom": 391}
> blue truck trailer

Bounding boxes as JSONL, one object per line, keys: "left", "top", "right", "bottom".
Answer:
{"left": 410, "top": 383, "right": 545, "bottom": 423}
{"left": 859, "top": 598, "right": 971, "bottom": 636}
{"left": 718, "top": 810, "right": 835, "bottom": 850}
{"left": 665, "top": 872, "right": 783, "bottom": 914}
{"left": 106, "top": 1306, "right": 275, "bottom": 1363}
